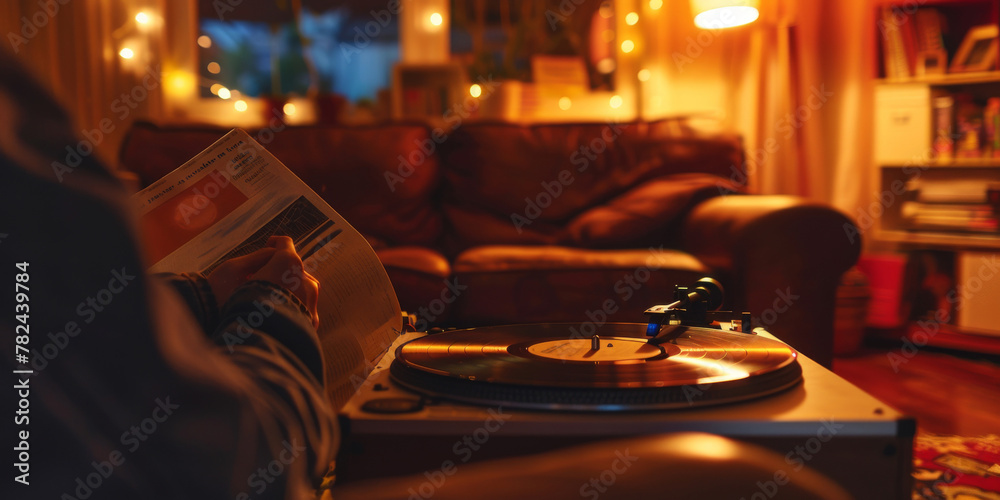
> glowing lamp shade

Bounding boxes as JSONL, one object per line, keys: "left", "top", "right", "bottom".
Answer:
{"left": 690, "top": 0, "right": 760, "bottom": 29}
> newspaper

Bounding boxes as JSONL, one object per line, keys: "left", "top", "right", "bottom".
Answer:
{"left": 132, "top": 129, "right": 402, "bottom": 408}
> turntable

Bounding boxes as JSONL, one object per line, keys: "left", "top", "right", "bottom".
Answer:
{"left": 337, "top": 279, "right": 915, "bottom": 499}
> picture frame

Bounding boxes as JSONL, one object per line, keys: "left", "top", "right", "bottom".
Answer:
{"left": 949, "top": 24, "right": 1000, "bottom": 73}
{"left": 916, "top": 49, "right": 948, "bottom": 77}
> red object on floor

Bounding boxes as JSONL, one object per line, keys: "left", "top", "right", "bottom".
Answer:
{"left": 857, "top": 253, "right": 908, "bottom": 329}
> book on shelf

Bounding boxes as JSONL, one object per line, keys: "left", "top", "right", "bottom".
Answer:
{"left": 901, "top": 201, "right": 999, "bottom": 233}
{"left": 877, "top": 5, "right": 950, "bottom": 79}
{"left": 899, "top": 7, "right": 919, "bottom": 76}
{"left": 914, "top": 7, "right": 947, "bottom": 76}
{"left": 986, "top": 98, "right": 1000, "bottom": 157}
{"left": 933, "top": 93, "right": 955, "bottom": 160}
{"left": 910, "top": 178, "right": 1000, "bottom": 205}
{"left": 902, "top": 201, "right": 996, "bottom": 217}
{"left": 879, "top": 6, "right": 911, "bottom": 79}
{"left": 955, "top": 93, "right": 985, "bottom": 159}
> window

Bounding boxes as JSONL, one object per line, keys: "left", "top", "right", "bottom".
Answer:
{"left": 197, "top": 2, "right": 400, "bottom": 103}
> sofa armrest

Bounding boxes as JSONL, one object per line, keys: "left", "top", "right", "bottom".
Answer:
{"left": 681, "top": 195, "right": 861, "bottom": 367}
{"left": 375, "top": 247, "right": 453, "bottom": 325}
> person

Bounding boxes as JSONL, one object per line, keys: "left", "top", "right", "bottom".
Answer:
{"left": 1, "top": 47, "right": 336, "bottom": 499}
{"left": 1, "top": 47, "right": 851, "bottom": 500}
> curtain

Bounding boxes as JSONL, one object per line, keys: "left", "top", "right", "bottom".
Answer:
{"left": 733, "top": 0, "right": 876, "bottom": 216}
{"left": 0, "top": 0, "right": 164, "bottom": 169}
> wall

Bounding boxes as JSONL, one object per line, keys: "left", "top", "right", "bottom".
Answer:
{"left": 2, "top": 0, "right": 165, "bottom": 169}
{"left": 640, "top": 0, "right": 752, "bottom": 128}
{"left": 2, "top": 0, "right": 874, "bottom": 207}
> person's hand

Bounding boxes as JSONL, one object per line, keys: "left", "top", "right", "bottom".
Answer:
{"left": 249, "top": 236, "right": 321, "bottom": 329}
{"left": 206, "top": 246, "right": 277, "bottom": 307}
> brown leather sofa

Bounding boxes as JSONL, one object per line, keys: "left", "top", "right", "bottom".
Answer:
{"left": 120, "top": 119, "right": 860, "bottom": 367}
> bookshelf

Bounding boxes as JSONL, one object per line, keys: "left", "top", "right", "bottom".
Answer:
{"left": 391, "top": 63, "right": 467, "bottom": 123}
{"left": 871, "top": 0, "right": 1000, "bottom": 350}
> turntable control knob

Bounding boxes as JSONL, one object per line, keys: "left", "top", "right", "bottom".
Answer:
{"left": 591, "top": 335, "right": 600, "bottom": 351}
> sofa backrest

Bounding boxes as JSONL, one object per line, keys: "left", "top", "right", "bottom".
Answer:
{"left": 120, "top": 119, "right": 745, "bottom": 255}
{"left": 437, "top": 120, "right": 745, "bottom": 254}
{"left": 120, "top": 121, "right": 444, "bottom": 247}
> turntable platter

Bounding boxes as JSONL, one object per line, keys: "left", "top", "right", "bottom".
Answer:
{"left": 389, "top": 323, "right": 802, "bottom": 411}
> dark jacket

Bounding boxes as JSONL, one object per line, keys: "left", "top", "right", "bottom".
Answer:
{"left": 0, "top": 48, "right": 337, "bottom": 499}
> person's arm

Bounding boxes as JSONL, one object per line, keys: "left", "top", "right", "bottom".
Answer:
{"left": 212, "top": 279, "right": 325, "bottom": 382}
{"left": 157, "top": 272, "right": 219, "bottom": 333}
{"left": 160, "top": 237, "right": 333, "bottom": 498}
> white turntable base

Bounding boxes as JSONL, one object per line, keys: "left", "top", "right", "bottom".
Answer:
{"left": 337, "top": 330, "right": 915, "bottom": 499}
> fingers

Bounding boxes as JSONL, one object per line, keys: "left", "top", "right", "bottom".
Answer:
{"left": 262, "top": 236, "right": 304, "bottom": 274}
{"left": 255, "top": 235, "right": 321, "bottom": 328}
{"left": 227, "top": 247, "right": 277, "bottom": 276}
{"left": 208, "top": 235, "right": 321, "bottom": 328}
{"left": 206, "top": 246, "right": 278, "bottom": 305}
{"left": 303, "top": 270, "right": 320, "bottom": 328}
{"left": 266, "top": 235, "right": 296, "bottom": 252}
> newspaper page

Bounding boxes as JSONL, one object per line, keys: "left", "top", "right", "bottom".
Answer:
{"left": 132, "top": 129, "right": 401, "bottom": 408}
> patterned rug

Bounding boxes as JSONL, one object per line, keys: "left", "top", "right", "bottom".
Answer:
{"left": 913, "top": 433, "right": 1000, "bottom": 499}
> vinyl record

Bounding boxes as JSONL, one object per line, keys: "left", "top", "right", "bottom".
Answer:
{"left": 390, "top": 323, "right": 802, "bottom": 411}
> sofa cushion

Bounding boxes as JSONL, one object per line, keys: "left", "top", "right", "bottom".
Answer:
{"left": 442, "top": 204, "right": 563, "bottom": 251}
{"left": 438, "top": 120, "right": 744, "bottom": 253}
{"left": 449, "top": 245, "right": 709, "bottom": 326}
{"left": 564, "top": 173, "right": 744, "bottom": 248}
{"left": 120, "top": 121, "right": 443, "bottom": 246}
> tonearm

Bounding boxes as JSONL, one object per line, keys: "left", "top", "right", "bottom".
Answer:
{"left": 644, "top": 277, "right": 753, "bottom": 344}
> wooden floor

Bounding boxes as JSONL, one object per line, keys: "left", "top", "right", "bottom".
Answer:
{"left": 832, "top": 340, "right": 1000, "bottom": 436}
